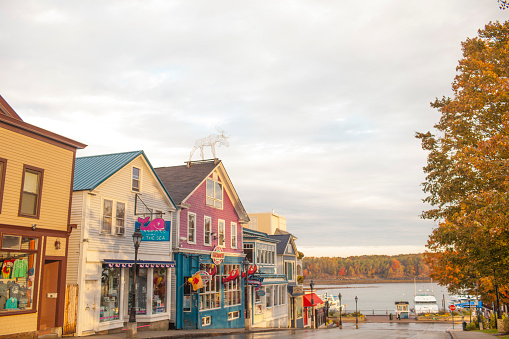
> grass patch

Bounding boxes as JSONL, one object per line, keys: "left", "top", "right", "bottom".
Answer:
{"left": 475, "top": 329, "right": 509, "bottom": 338}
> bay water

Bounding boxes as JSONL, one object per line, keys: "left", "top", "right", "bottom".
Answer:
{"left": 315, "top": 282, "right": 453, "bottom": 315}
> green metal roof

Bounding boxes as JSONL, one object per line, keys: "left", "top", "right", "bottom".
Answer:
{"left": 73, "top": 150, "right": 176, "bottom": 209}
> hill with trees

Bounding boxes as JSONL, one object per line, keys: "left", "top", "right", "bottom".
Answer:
{"left": 303, "top": 253, "right": 429, "bottom": 281}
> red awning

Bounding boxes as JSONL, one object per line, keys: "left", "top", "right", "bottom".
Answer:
{"left": 303, "top": 293, "right": 323, "bottom": 307}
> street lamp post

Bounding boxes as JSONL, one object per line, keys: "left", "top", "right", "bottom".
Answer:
{"left": 468, "top": 296, "right": 471, "bottom": 324}
{"left": 127, "top": 229, "right": 143, "bottom": 338}
{"left": 310, "top": 280, "right": 315, "bottom": 329}
{"left": 243, "top": 257, "right": 252, "bottom": 331}
{"left": 355, "top": 296, "right": 359, "bottom": 329}
{"left": 338, "top": 293, "right": 342, "bottom": 329}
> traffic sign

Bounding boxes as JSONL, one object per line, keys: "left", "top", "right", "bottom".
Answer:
{"left": 449, "top": 305, "right": 456, "bottom": 311}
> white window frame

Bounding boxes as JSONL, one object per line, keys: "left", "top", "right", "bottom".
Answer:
{"left": 101, "top": 198, "right": 127, "bottom": 236}
{"left": 188, "top": 212, "right": 196, "bottom": 244}
{"left": 203, "top": 216, "right": 212, "bottom": 246}
{"left": 201, "top": 316, "right": 211, "bottom": 326}
{"left": 132, "top": 167, "right": 141, "bottom": 192}
{"left": 284, "top": 261, "right": 295, "bottom": 281}
{"left": 218, "top": 219, "right": 225, "bottom": 247}
{"left": 223, "top": 264, "right": 241, "bottom": 307}
{"left": 230, "top": 222, "right": 237, "bottom": 249}
{"left": 206, "top": 178, "right": 223, "bottom": 209}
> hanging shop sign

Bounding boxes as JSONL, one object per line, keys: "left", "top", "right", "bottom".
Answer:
{"left": 135, "top": 217, "right": 170, "bottom": 241}
{"left": 211, "top": 246, "right": 225, "bottom": 265}
{"left": 256, "top": 289, "right": 266, "bottom": 297}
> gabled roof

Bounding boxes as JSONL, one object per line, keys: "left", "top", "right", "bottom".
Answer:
{"left": 73, "top": 151, "right": 176, "bottom": 208}
{"left": 155, "top": 160, "right": 249, "bottom": 222}
{"left": 0, "top": 95, "right": 23, "bottom": 121}
{"left": 155, "top": 161, "right": 217, "bottom": 205}
{"left": 269, "top": 234, "right": 292, "bottom": 254}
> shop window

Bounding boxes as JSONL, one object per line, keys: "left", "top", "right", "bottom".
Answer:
{"left": 228, "top": 310, "right": 240, "bottom": 320}
{"left": 296, "top": 297, "right": 303, "bottom": 318}
{"left": 128, "top": 268, "right": 147, "bottom": 315}
{"left": 230, "top": 223, "right": 237, "bottom": 249}
{"left": 202, "top": 315, "right": 211, "bottom": 326}
{"left": 265, "top": 286, "right": 273, "bottom": 308}
{"left": 102, "top": 199, "right": 126, "bottom": 235}
{"left": 0, "top": 158, "right": 6, "bottom": 213}
{"left": 0, "top": 234, "right": 38, "bottom": 313}
{"left": 199, "top": 264, "right": 220, "bottom": 310}
{"left": 218, "top": 220, "right": 225, "bottom": 247}
{"left": 223, "top": 264, "right": 241, "bottom": 307}
{"left": 152, "top": 268, "right": 167, "bottom": 314}
{"left": 100, "top": 265, "right": 120, "bottom": 322}
{"left": 183, "top": 278, "right": 192, "bottom": 312}
{"left": 206, "top": 178, "right": 223, "bottom": 209}
{"left": 19, "top": 166, "right": 43, "bottom": 218}
{"left": 204, "top": 216, "right": 211, "bottom": 246}
{"left": 279, "top": 285, "right": 286, "bottom": 305}
{"left": 132, "top": 167, "right": 140, "bottom": 192}
{"left": 188, "top": 213, "right": 196, "bottom": 244}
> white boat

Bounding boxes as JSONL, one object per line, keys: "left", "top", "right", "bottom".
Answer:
{"left": 318, "top": 293, "right": 343, "bottom": 313}
{"left": 414, "top": 295, "right": 439, "bottom": 314}
{"left": 413, "top": 279, "right": 439, "bottom": 314}
{"left": 450, "top": 294, "right": 480, "bottom": 309}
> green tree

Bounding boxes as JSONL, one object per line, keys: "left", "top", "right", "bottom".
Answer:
{"left": 416, "top": 21, "right": 509, "bottom": 292}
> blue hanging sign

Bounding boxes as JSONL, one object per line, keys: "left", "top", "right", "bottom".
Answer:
{"left": 135, "top": 218, "right": 170, "bottom": 241}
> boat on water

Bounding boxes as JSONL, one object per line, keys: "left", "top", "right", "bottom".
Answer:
{"left": 317, "top": 293, "right": 344, "bottom": 313}
{"left": 413, "top": 279, "right": 439, "bottom": 314}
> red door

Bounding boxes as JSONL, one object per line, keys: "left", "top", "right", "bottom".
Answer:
{"left": 39, "top": 260, "right": 61, "bottom": 330}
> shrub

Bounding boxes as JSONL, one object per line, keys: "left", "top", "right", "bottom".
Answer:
{"left": 466, "top": 321, "right": 477, "bottom": 331}
{"left": 490, "top": 313, "right": 497, "bottom": 329}
{"left": 502, "top": 314, "right": 509, "bottom": 333}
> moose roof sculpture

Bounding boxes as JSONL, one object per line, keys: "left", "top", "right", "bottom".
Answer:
{"left": 189, "top": 127, "right": 230, "bottom": 162}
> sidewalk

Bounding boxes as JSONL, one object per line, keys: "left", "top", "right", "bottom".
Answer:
{"left": 83, "top": 327, "right": 292, "bottom": 339}
{"left": 447, "top": 329, "right": 498, "bottom": 339}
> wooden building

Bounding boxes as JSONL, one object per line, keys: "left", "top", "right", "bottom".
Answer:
{"left": 0, "top": 95, "right": 86, "bottom": 338}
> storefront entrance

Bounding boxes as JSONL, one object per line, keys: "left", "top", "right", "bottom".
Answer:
{"left": 39, "top": 260, "right": 61, "bottom": 330}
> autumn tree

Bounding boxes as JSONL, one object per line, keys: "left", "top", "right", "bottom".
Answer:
{"left": 416, "top": 21, "right": 509, "bottom": 295}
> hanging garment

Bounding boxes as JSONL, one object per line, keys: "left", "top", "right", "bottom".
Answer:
{"left": 13, "top": 259, "right": 27, "bottom": 278}
{"left": 5, "top": 297, "right": 17, "bottom": 309}
{"left": 1, "top": 260, "right": 14, "bottom": 279}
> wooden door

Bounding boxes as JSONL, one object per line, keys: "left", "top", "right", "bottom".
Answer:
{"left": 39, "top": 260, "right": 60, "bottom": 329}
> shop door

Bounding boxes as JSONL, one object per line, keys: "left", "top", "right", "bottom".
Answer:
{"left": 81, "top": 280, "right": 98, "bottom": 333}
{"left": 182, "top": 277, "right": 198, "bottom": 329}
{"left": 39, "top": 260, "right": 60, "bottom": 330}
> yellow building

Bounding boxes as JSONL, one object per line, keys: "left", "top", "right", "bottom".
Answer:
{"left": 247, "top": 211, "right": 287, "bottom": 235}
{"left": 0, "top": 95, "right": 86, "bottom": 338}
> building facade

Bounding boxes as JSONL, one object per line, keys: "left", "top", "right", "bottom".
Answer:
{"left": 67, "top": 151, "right": 177, "bottom": 336}
{"left": 0, "top": 95, "right": 86, "bottom": 338}
{"left": 155, "top": 160, "right": 249, "bottom": 330}
{"left": 242, "top": 228, "right": 288, "bottom": 328}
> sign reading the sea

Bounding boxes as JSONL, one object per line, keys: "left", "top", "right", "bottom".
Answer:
{"left": 135, "top": 218, "right": 170, "bottom": 241}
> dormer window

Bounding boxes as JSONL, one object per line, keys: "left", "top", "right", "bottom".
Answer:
{"left": 206, "top": 178, "right": 223, "bottom": 209}
{"left": 132, "top": 167, "right": 140, "bottom": 192}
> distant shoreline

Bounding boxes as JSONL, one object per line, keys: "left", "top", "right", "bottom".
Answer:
{"left": 303, "top": 278, "right": 433, "bottom": 289}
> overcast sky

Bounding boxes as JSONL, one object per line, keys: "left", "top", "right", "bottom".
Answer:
{"left": 1, "top": 1, "right": 507, "bottom": 257}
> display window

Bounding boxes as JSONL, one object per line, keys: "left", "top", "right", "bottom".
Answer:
{"left": 199, "top": 264, "right": 220, "bottom": 310}
{"left": 222, "top": 264, "right": 241, "bottom": 307}
{"left": 100, "top": 265, "right": 120, "bottom": 322}
{"left": 128, "top": 268, "right": 147, "bottom": 315}
{"left": 0, "top": 234, "right": 38, "bottom": 313}
{"left": 152, "top": 268, "right": 166, "bottom": 314}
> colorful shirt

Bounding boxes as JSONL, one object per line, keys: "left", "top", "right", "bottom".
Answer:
{"left": 13, "top": 259, "right": 27, "bottom": 278}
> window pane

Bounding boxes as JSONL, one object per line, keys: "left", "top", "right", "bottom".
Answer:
{"left": 20, "top": 193, "right": 37, "bottom": 215}
{"left": 153, "top": 268, "right": 167, "bottom": 313}
{"left": 103, "top": 200, "right": 112, "bottom": 233}
{"left": 132, "top": 167, "right": 140, "bottom": 180}
{"left": 206, "top": 179, "right": 214, "bottom": 198}
{"left": 132, "top": 168, "right": 140, "bottom": 191}
{"left": 188, "top": 214, "right": 195, "bottom": 242}
{"left": 23, "top": 172, "right": 39, "bottom": 194}
{"left": 116, "top": 203, "right": 125, "bottom": 225}
{"left": 100, "top": 266, "right": 120, "bottom": 322}
{"left": 214, "top": 182, "right": 222, "bottom": 200}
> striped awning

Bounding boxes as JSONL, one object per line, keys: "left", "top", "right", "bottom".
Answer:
{"left": 103, "top": 259, "right": 175, "bottom": 268}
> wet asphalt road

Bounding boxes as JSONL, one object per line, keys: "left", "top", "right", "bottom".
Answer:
{"left": 197, "top": 323, "right": 452, "bottom": 339}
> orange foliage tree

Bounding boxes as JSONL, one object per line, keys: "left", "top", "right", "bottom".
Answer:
{"left": 416, "top": 21, "right": 509, "bottom": 300}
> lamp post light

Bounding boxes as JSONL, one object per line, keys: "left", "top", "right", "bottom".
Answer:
{"left": 243, "top": 257, "right": 252, "bottom": 331}
{"left": 338, "top": 293, "right": 342, "bottom": 329}
{"left": 355, "top": 296, "right": 359, "bottom": 329}
{"left": 127, "top": 229, "right": 143, "bottom": 338}
{"left": 310, "top": 280, "right": 315, "bottom": 329}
